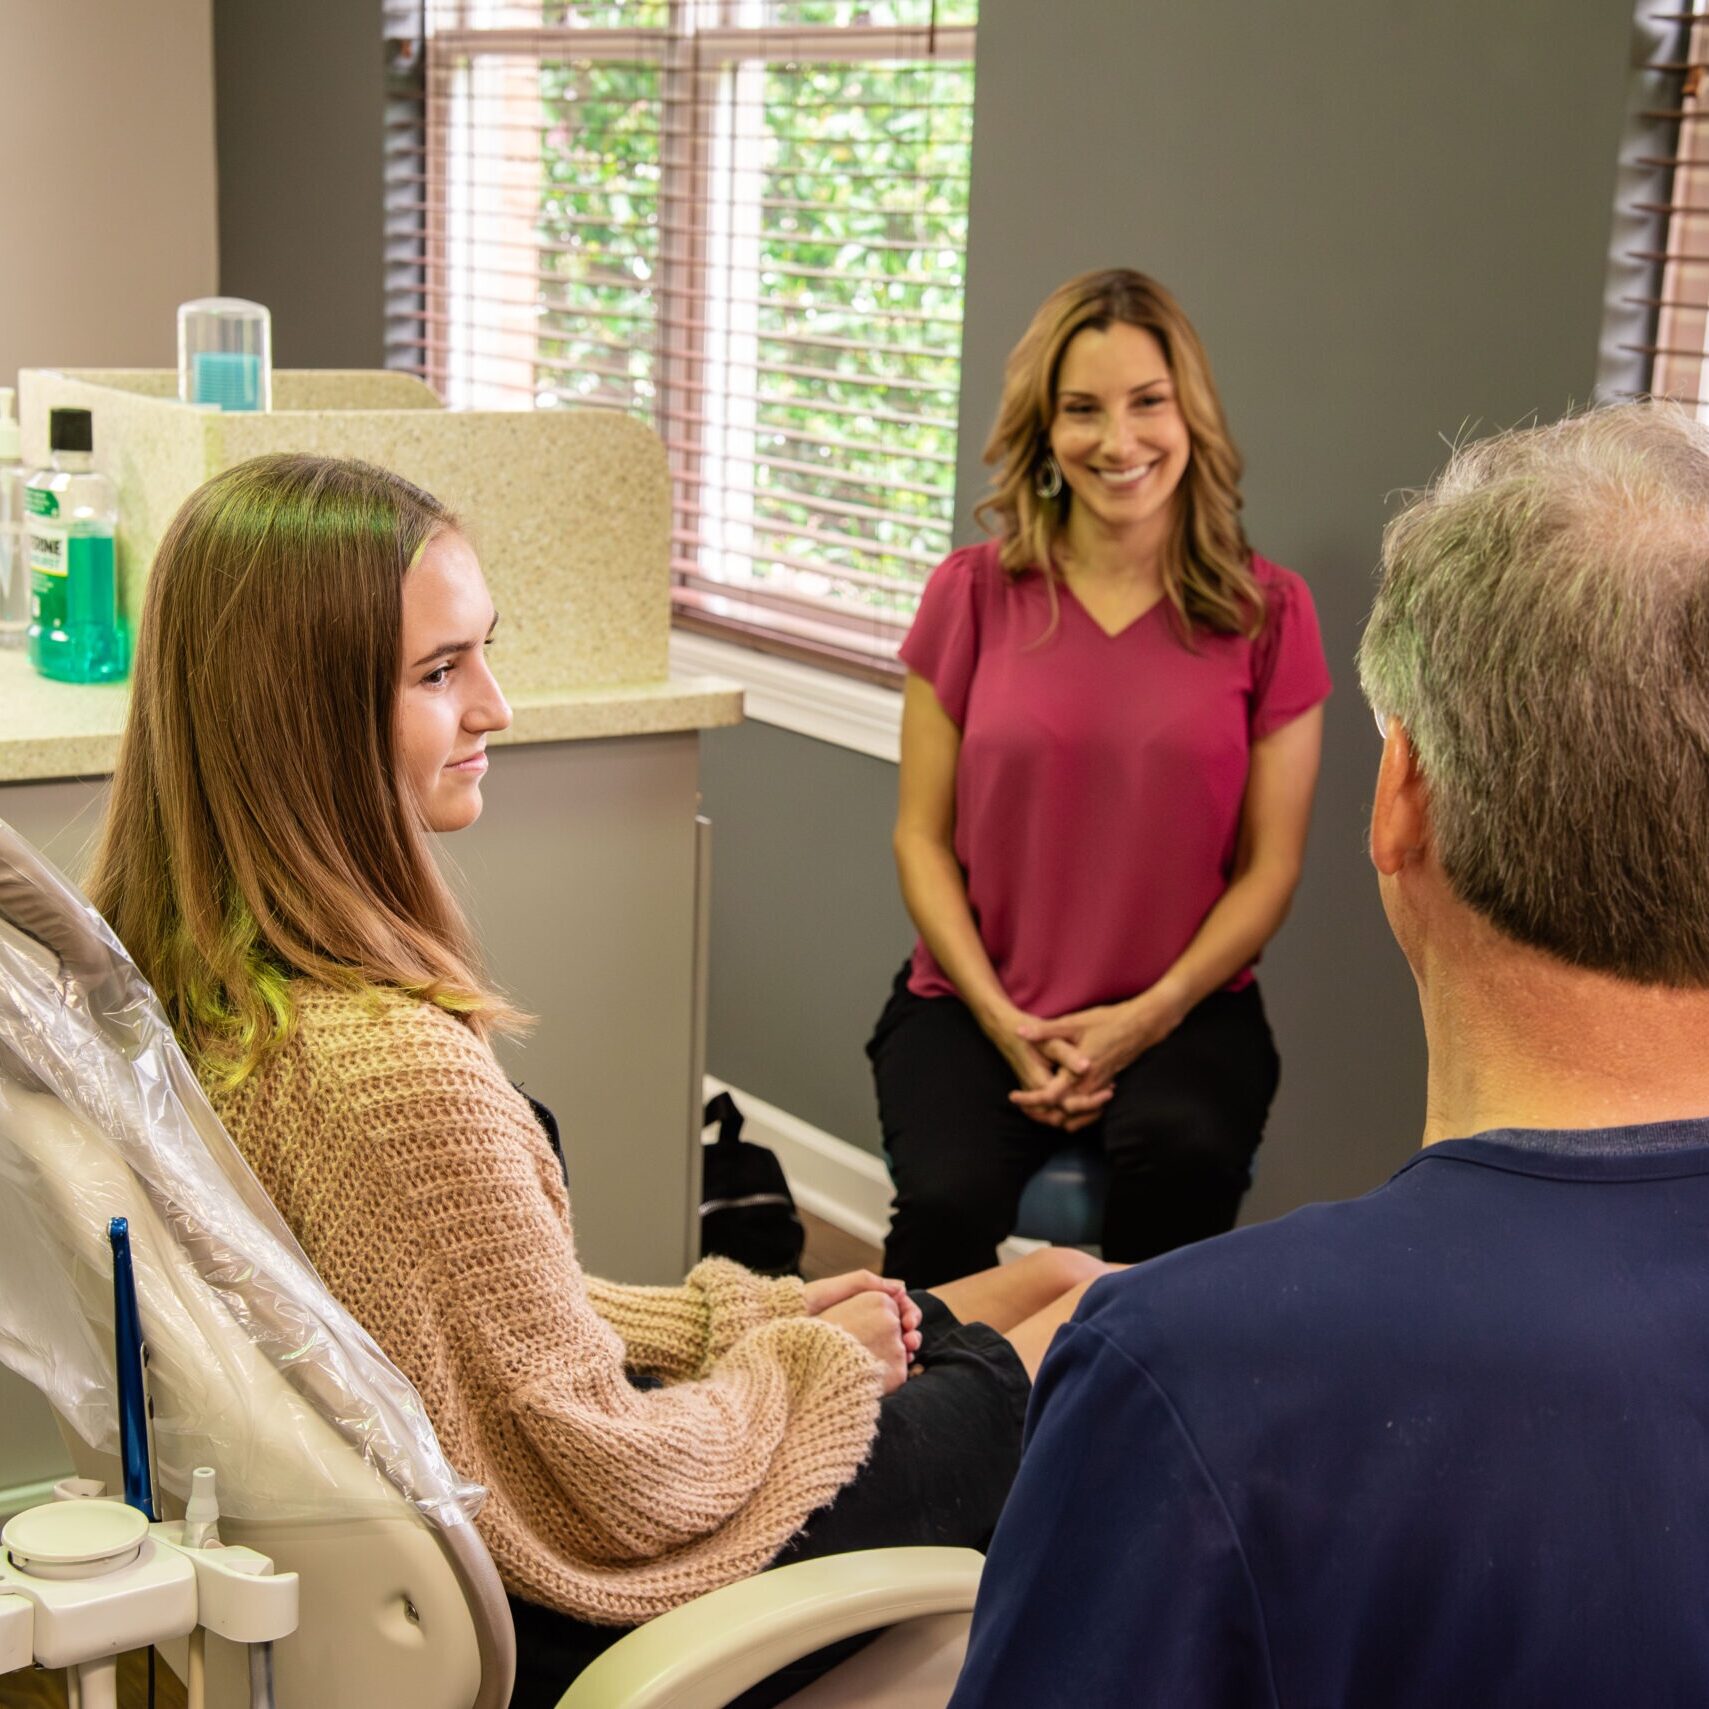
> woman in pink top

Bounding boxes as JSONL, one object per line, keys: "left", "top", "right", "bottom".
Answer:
{"left": 873, "top": 269, "right": 1332, "bottom": 1284}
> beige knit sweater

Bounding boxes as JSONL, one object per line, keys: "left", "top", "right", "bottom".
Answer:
{"left": 205, "top": 984, "right": 883, "bottom": 1624}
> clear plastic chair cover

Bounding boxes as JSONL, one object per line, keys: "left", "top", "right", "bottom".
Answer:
{"left": 0, "top": 817, "right": 485, "bottom": 1528}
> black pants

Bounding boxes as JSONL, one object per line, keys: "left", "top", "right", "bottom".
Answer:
{"left": 871, "top": 967, "right": 1281, "bottom": 1285}
{"left": 507, "top": 1290, "right": 1028, "bottom": 1708}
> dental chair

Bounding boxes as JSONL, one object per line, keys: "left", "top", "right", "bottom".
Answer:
{"left": 0, "top": 820, "right": 981, "bottom": 1709}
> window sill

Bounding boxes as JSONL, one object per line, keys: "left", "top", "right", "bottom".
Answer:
{"left": 669, "top": 629, "right": 902, "bottom": 763}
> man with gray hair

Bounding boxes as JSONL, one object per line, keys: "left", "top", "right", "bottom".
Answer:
{"left": 949, "top": 403, "right": 1709, "bottom": 1708}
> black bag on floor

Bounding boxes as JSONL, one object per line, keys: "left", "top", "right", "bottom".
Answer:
{"left": 699, "top": 1091, "right": 805, "bottom": 1277}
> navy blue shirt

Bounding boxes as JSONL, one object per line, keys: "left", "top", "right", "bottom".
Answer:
{"left": 951, "top": 1124, "right": 1709, "bottom": 1708}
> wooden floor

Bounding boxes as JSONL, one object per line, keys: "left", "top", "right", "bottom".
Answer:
{"left": 0, "top": 1650, "right": 186, "bottom": 1709}
{"left": 800, "top": 1208, "right": 883, "bottom": 1280}
{"left": 0, "top": 1213, "right": 879, "bottom": 1708}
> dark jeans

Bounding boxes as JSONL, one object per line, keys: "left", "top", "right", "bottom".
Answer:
{"left": 507, "top": 1289, "right": 1029, "bottom": 1708}
{"left": 871, "top": 967, "right": 1281, "bottom": 1285}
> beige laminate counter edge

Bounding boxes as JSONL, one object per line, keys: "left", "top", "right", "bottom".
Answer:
{"left": 0, "top": 654, "right": 743, "bottom": 785}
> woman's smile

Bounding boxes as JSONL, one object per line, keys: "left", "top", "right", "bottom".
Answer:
{"left": 1091, "top": 461, "right": 1160, "bottom": 489}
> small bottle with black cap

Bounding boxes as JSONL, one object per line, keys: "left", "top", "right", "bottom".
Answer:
{"left": 25, "top": 406, "right": 125, "bottom": 682}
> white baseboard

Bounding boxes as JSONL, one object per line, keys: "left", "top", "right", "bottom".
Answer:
{"left": 704, "top": 1077, "right": 894, "bottom": 1253}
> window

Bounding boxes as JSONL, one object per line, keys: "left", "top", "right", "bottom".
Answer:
{"left": 1617, "top": 6, "right": 1709, "bottom": 407}
{"left": 390, "top": 1, "right": 977, "bottom": 684}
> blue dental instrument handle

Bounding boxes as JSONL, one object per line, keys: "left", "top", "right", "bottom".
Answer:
{"left": 108, "top": 1217, "right": 158, "bottom": 1520}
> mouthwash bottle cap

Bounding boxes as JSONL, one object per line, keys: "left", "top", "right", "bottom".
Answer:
{"left": 49, "top": 407, "right": 93, "bottom": 455}
{"left": 0, "top": 389, "right": 17, "bottom": 462}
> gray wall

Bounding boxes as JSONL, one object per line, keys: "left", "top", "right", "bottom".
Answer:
{"left": 702, "top": 0, "right": 1638, "bottom": 1223}
{"left": 0, "top": 0, "right": 218, "bottom": 395}
{"left": 212, "top": 0, "right": 386, "bottom": 368}
{"left": 701, "top": 724, "right": 913, "bottom": 1147}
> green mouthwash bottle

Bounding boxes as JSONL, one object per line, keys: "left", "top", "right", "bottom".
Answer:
{"left": 27, "top": 407, "right": 126, "bottom": 683}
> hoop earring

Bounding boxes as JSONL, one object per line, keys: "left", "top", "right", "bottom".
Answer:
{"left": 1033, "top": 453, "right": 1063, "bottom": 500}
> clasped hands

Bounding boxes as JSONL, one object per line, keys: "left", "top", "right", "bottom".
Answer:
{"left": 989, "top": 987, "right": 1187, "bottom": 1133}
{"left": 805, "top": 1269, "right": 922, "bottom": 1394}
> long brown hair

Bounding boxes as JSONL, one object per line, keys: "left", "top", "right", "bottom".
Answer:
{"left": 976, "top": 268, "right": 1262, "bottom": 638}
{"left": 87, "top": 453, "right": 520, "bottom": 1085}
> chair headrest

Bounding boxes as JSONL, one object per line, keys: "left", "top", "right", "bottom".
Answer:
{"left": 0, "top": 817, "right": 484, "bottom": 1531}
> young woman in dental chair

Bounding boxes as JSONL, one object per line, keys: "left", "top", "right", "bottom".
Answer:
{"left": 87, "top": 454, "right": 1108, "bottom": 1706}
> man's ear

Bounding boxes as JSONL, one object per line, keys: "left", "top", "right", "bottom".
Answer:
{"left": 1370, "top": 720, "right": 1429, "bottom": 877}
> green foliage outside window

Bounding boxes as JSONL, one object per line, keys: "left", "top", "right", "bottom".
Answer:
{"left": 528, "top": 1, "right": 975, "bottom": 621}
{"left": 539, "top": 2, "right": 976, "bottom": 30}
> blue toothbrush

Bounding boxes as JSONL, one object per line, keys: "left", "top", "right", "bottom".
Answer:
{"left": 108, "top": 1217, "right": 158, "bottom": 1520}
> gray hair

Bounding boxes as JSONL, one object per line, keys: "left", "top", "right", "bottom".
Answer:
{"left": 1358, "top": 402, "right": 1709, "bottom": 985}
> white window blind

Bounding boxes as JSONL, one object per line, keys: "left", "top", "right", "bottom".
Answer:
{"left": 1618, "top": 6, "right": 1709, "bottom": 405}
{"left": 386, "top": 0, "right": 977, "bottom": 683}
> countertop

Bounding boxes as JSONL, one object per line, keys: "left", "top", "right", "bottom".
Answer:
{"left": 0, "top": 649, "right": 743, "bottom": 784}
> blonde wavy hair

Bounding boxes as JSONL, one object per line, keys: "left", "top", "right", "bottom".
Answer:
{"left": 87, "top": 453, "right": 522, "bottom": 1086}
{"left": 976, "top": 268, "right": 1263, "bottom": 639}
